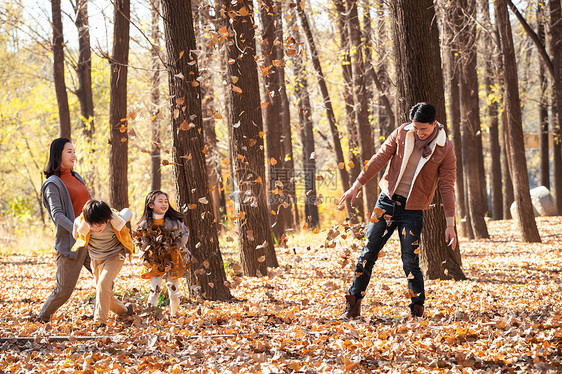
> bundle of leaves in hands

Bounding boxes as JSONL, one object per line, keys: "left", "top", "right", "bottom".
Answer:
{"left": 133, "top": 225, "right": 187, "bottom": 279}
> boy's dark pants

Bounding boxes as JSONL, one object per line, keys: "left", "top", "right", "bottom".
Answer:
{"left": 348, "top": 192, "right": 425, "bottom": 311}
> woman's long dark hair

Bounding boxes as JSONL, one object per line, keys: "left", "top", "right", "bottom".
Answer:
{"left": 137, "top": 190, "right": 184, "bottom": 227}
{"left": 44, "top": 138, "right": 71, "bottom": 178}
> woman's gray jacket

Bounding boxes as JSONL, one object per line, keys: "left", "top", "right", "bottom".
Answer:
{"left": 41, "top": 172, "right": 88, "bottom": 259}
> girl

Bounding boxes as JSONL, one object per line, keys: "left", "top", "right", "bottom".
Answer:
{"left": 73, "top": 200, "right": 134, "bottom": 327}
{"left": 135, "top": 191, "right": 189, "bottom": 317}
{"left": 38, "top": 138, "right": 91, "bottom": 323}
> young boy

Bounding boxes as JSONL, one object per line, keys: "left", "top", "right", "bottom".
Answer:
{"left": 72, "top": 200, "right": 134, "bottom": 328}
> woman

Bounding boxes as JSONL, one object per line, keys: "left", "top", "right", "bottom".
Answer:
{"left": 37, "top": 138, "right": 92, "bottom": 323}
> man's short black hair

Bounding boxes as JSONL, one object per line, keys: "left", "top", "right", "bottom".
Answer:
{"left": 409, "top": 102, "right": 436, "bottom": 123}
{"left": 83, "top": 200, "right": 113, "bottom": 225}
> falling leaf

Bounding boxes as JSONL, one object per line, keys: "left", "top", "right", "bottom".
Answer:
{"left": 257, "top": 256, "right": 266, "bottom": 263}
{"left": 347, "top": 161, "right": 355, "bottom": 169}
{"left": 259, "top": 131, "right": 265, "bottom": 138}
{"left": 261, "top": 101, "right": 269, "bottom": 109}
{"left": 213, "top": 112, "right": 223, "bottom": 119}
{"left": 312, "top": 227, "right": 319, "bottom": 234}
{"left": 414, "top": 247, "right": 420, "bottom": 254}
{"left": 407, "top": 273, "right": 414, "bottom": 280}
{"left": 378, "top": 251, "right": 385, "bottom": 258}
{"left": 402, "top": 228, "right": 406, "bottom": 237}
{"left": 270, "top": 157, "right": 277, "bottom": 165}
{"left": 338, "top": 162, "right": 345, "bottom": 169}
{"left": 198, "top": 197, "right": 209, "bottom": 204}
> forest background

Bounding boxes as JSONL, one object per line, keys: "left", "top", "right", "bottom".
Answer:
{"left": 0, "top": 0, "right": 561, "bottom": 372}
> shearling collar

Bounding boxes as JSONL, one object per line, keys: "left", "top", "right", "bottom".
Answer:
{"left": 403, "top": 122, "right": 446, "bottom": 147}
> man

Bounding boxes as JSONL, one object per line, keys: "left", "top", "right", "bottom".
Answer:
{"left": 338, "top": 102, "right": 457, "bottom": 319}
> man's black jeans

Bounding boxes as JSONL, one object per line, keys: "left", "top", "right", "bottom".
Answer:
{"left": 348, "top": 192, "right": 425, "bottom": 310}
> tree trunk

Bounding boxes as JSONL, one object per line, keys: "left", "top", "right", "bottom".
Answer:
{"left": 161, "top": 0, "right": 232, "bottom": 300}
{"left": 347, "top": 0, "right": 377, "bottom": 214}
{"left": 260, "top": 0, "right": 292, "bottom": 242}
{"left": 374, "top": 0, "right": 394, "bottom": 136}
{"left": 390, "top": 0, "right": 466, "bottom": 280}
{"left": 196, "top": 1, "right": 222, "bottom": 227}
{"left": 458, "top": 0, "right": 489, "bottom": 238}
{"left": 221, "top": 0, "right": 278, "bottom": 275}
{"left": 482, "top": 0, "right": 502, "bottom": 220}
{"left": 334, "top": 0, "right": 364, "bottom": 219}
{"left": 108, "top": 0, "right": 130, "bottom": 211}
{"left": 550, "top": 0, "right": 562, "bottom": 213}
{"left": 538, "top": 0, "right": 550, "bottom": 189}
{"left": 291, "top": 16, "right": 320, "bottom": 229}
{"left": 150, "top": 0, "right": 162, "bottom": 191}
{"left": 297, "top": 3, "right": 354, "bottom": 219}
{"left": 275, "top": 2, "right": 298, "bottom": 230}
{"left": 495, "top": 0, "right": 541, "bottom": 242}
{"left": 51, "top": 0, "right": 72, "bottom": 140}
{"left": 444, "top": 1, "right": 466, "bottom": 235}
{"left": 73, "top": 0, "right": 95, "bottom": 138}
{"left": 501, "top": 111, "right": 515, "bottom": 219}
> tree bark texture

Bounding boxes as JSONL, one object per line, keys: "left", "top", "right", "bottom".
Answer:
{"left": 495, "top": 0, "right": 541, "bottom": 242}
{"left": 538, "top": 0, "right": 550, "bottom": 189}
{"left": 260, "top": 0, "right": 293, "bottom": 241}
{"left": 161, "top": 0, "right": 232, "bottom": 300}
{"left": 51, "top": 0, "right": 72, "bottom": 140}
{"left": 374, "top": 0, "right": 394, "bottom": 137}
{"left": 457, "top": 0, "right": 489, "bottom": 238}
{"left": 73, "top": 0, "right": 95, "bottom": 138}
{"left": 108, "top": 0, "right": 130, "bottom": 211}
{"left": 150, "top": 0, "right": 162, "bottom": 191}
{"left": 482, "top": 0, "right": 502, "bottom": 220}
{"left": 221, "top": 0, "right": 278, "bottom": 274}
{"left": 549, "top": 0, "right": 562, "bottom": 214}
{"left": 347, "top": 0, "right": 377, "bottom": 214}
{"left": 297, "top": 3, "right": 354, "bottom": 219}
{"left": 334, "top": 0, "right": 364, "bottom": 219}
{"left": 275, "top": 2, "right": 298, "bottom": 229}
{"left": 443, "top": 1, "right": 466, "bottom": 233}
{"left": 390, "top": 0, "right": 465, "bottom": 280}
{"left": 291, "top": 8, "right": 319, "bottom": 228}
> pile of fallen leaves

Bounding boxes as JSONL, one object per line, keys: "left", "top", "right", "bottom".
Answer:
{"left": 0, "top": 216, "right": 561, "bottom": 373}
{"left": 133, "top": 225, "right": 187, "bottom": 279}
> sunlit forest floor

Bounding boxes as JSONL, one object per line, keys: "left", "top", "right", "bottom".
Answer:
{"left": 0, "top": 217, "right": 561, "bottom": 373}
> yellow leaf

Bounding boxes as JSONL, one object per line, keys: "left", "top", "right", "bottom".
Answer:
{"left": 239, "top": 6, "right": 249, "bottom": 16}
{"left": 232, "top": 76, "right": 239, "bottom": 83}
{"left": 338, "top": 162, "right": 345, "bottom": 169}
{"left": 259, "top": 131, "right": 265, "bottom": 138}
{"left": 347, "top": 161, "right": 355, "bottom": 169}
{"left": 312, "top": 227, "right": 319, "bottom": 234}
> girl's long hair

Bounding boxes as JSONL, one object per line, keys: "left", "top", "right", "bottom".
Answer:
{"left": 44, "top": 138, "right": 71, "bottom": 178}
{"left": 137, "top": 190, "right": 184, "bottom": 227}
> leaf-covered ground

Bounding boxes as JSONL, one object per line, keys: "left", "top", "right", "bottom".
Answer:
{"left": 1, "top": 217, "right": 561, "bottom": 373}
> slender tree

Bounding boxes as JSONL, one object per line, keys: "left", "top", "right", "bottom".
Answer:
{"left": 390, "top": 0, "right": 465, "bottom": 280}
{"left": 443, "top": 0, "right": 467, "bottom": 233}
{"left": 296, "top": 2, "right": 354, "bottom": 219}
{"left": 537, "top": 0, "right": 550, "bottom": 189}
{"left": 482, "top": 0, "right": 503, "bottom": 220}
{"left": 374, "top": 0, "right": 394, "bottom": 136}
{"left": 495, "top": 0, "right": 541, "bottom": 242}
{"left": 334, "top": 0, "right": 364, "bottom": 218}
{"left": 506, "top": 0, "right": 561, "bottom": 213}
{"left": 72, "top": 0, "right": 95, "bottom": 138}
{"left": 161, "top": 0, "right": 232, "bottom": 299}
{"left": 108, "top": 0, "right": 130, "bottom": 210}
{"left": 51, "top": 0, "right": 71, "bottom": 140}
{"left": 221, "top": 0, "right": 278, "bottom": 274}
{"left": 150, "top": 0, "right": 162, "bottom": 191}
{"left": 457, "top": 0, "right": 489, "bottom": 238}
{"left": 347, "top": 0, "right": 377, "bottom": 214}
{"left": 291, "top": 17, "right": 319, "bottom": 228}
{"left": 260, "top": 0, "right": 292, "bottom": 241}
